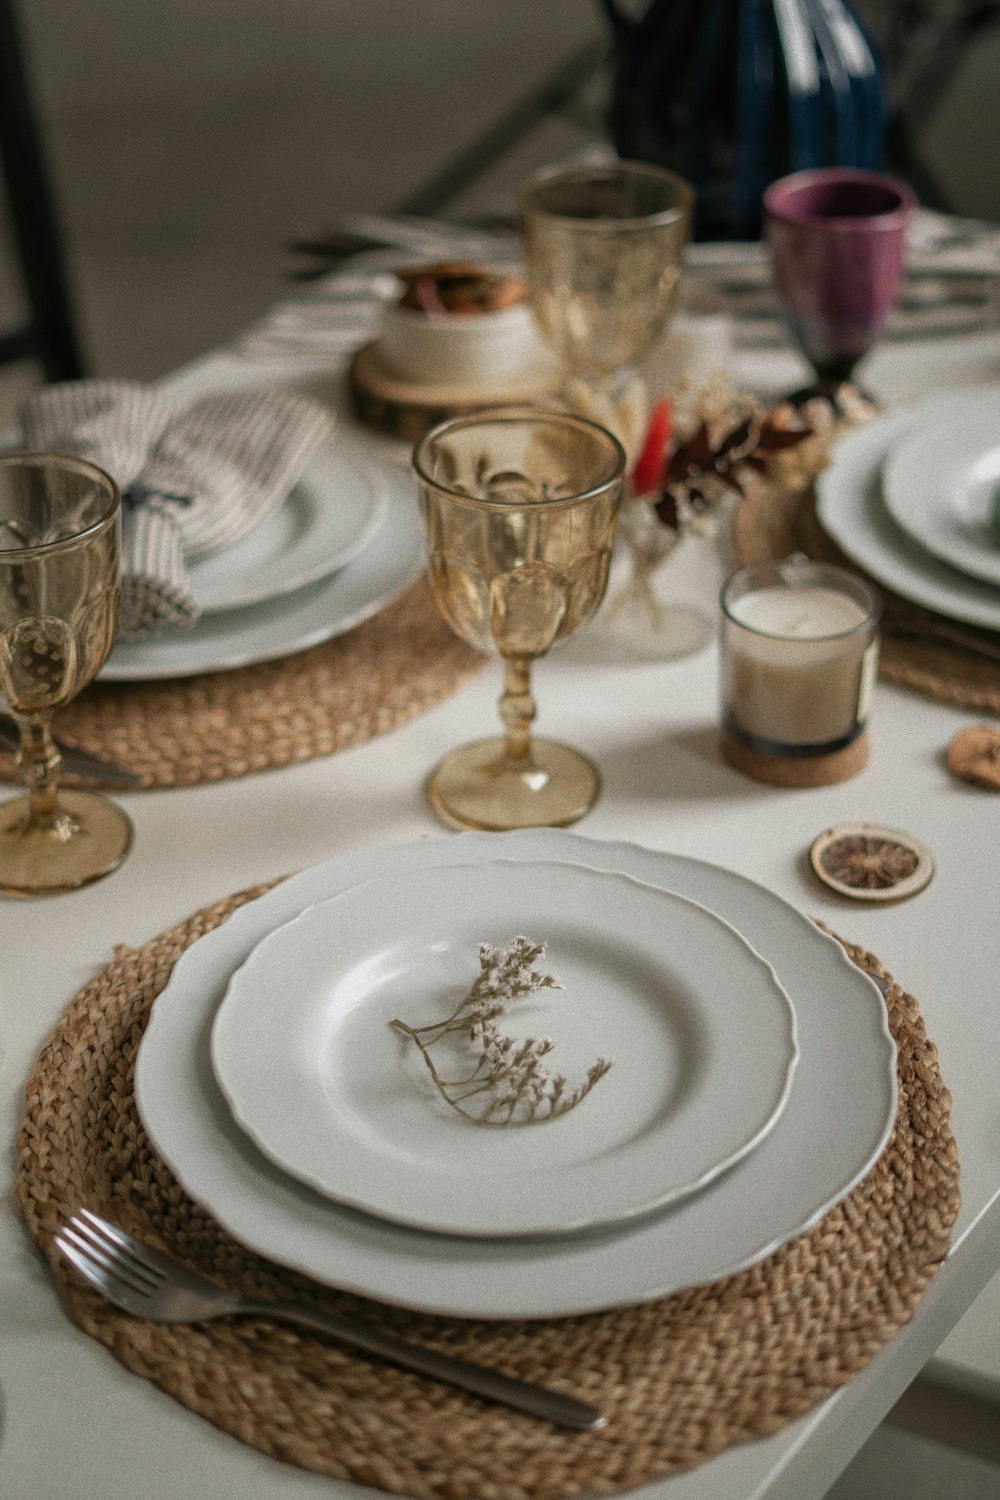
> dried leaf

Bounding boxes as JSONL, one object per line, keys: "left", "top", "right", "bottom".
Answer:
{"left": 756, "top": 424, "right": 813, "bottom": 451}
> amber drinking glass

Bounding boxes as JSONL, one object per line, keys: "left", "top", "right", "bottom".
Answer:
{"left": 519, "top": 159, "right": 693, "bottom": 440}
{"left": 0, "top": 452, "right": 133, "bottom": 895}
{"left": 414, "top": 408, "right": 625, "bottom": 831}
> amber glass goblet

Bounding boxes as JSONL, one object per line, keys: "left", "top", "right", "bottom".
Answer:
{"left": 414, "top": 408, "right": 625, "bottom": 831}
{"left": 519, "top": 159, "right": 693, "bottom": 443}
{"left": 0, "top": 452, "right": 133, "bottom": 895}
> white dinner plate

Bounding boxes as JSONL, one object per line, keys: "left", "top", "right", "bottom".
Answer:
{"left": 210, "top": 861, "right": 798, "bottom": 1238}
{"left": 882, "top": 389, "right": 1000, "bottom": 586}
{"left": 135, "top": 829, "right": 897, "bottom": 1321}
{"left": 816, "top": 396, "right": 1000, "bottom": 631}
{"left": 190, "top": 438, "right": 388, "bottom": 612}
{"left": 101, "top": 457, "right": 423, "bottom": 679}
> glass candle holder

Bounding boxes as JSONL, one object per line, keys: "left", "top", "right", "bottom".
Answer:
{"left": 720, "top": 558, "right": 880, "bottom": 787}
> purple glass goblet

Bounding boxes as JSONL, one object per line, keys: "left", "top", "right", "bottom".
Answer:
{"left": 764, "top": 168, "right": 917, "bottom": 404}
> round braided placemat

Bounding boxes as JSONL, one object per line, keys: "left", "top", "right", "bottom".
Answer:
{"left": 733, "top": 485, "right": 1000, "bottom": 713}
{"left": 16, "top": 886, "right": 959, "bottom": 1498}
{"left": 0, "top": 579, "right": 486, "bottom": 790}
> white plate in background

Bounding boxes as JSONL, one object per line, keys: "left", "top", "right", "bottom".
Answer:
{"left": 101, "top": 457, "right": 423, "bottom": 679}
{"left": 191, "top": 438, "right": 388, "bottom": 612}
{"left": 881, "top": 389, "right": 1000, "bottom": 586}
{"left": 816, "top": 396, "right": 1000, "bottom": 630}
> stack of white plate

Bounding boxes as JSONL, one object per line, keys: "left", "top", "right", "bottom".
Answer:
{"left": 816, "top": 386, "right": 1000, "bottom": 632}
{"left": 102, "top": 433, "right": 424, "bottom": 681}
{"left": 134, "top": 829, "right": 897, "bottom": 1321}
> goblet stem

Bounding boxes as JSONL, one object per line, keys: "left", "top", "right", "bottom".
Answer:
{"left": 499, "top": 656, "right": 536, "bottom": 766}
{"left": 16, "top": 716, "right": 70, "bottom": 833}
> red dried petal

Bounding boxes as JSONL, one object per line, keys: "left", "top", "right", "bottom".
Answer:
{"left": 632, "top": 396, "right": 673, "bottom": 494}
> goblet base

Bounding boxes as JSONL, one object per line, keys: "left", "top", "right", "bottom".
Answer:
{"left": 597, "top": 596, "right": 715, "bottom": 663}
{"left": 426, "top": 736, "right": 601, "bottom": 832}
{"left": 0, "top": 789, "right": 134, "bottom": 896}
{"left": 783, "top": 378, "right": 879, "bottom": 419}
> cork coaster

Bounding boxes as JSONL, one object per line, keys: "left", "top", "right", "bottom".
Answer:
{"left": 15, "top": 887, "right": 959, "bottom": 1498}
{"left": 721, "top": 727, "right": 869, "bottom": 787}
{"left": 0, "top": 579, "right": 486, "bottom": 790}
{"left": 733, "top": 485, "right": 1000, "bottom": 713}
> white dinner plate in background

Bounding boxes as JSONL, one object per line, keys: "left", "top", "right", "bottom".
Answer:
{"left": 816, "top": 396, "right": 1000, "bottom": 630}
{"left": 101, "top": 456, "right": 423, "bottom": 679}
{"left": 881, "top": 388, "right": 1000, "bottom": 586}
{"left": 190, "top": 438, "right": 388, "bottom": 611}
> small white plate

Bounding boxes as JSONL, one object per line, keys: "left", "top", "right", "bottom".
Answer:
{"left": 882, "top": 389, "right": 1000, "bottom": 586}
{"left": 190, "top": 439, "right": 387, "bottom": 612}
{"left": 210, "top": 860, "right": 798, "bottom": 1238}
{"left": 816, "top": 397, "right": 1000, "bottom": 630}
{"left": 100, "top": 456, "right": 423, "bottom": 680}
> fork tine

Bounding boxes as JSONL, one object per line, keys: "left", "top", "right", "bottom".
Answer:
{"left": 59, "top": 1223, "right": 158, "bottom": 1297}
{"left": 54, "top": 1232, "right": 110, "bottom": 1289}
{"left": 76, "top": 1208, "right": 169, "bottom": 1286}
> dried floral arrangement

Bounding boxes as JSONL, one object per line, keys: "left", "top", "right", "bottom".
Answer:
{"left": 630, "top": 378, "right": 829, "bottom": 526}
{"left": 611, "top": 377, "right": 867, "bottom": 628}
{"left": 390, "top": 936, "right": 612, "bottom": 1126}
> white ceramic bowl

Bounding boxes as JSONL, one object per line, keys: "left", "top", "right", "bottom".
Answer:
{"left": 377, "top": 298, "right": 541, "bottom": 388}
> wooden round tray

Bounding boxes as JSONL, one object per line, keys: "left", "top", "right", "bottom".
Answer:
{"left": 348, "top": 340, "right": 563, "bottom": 441}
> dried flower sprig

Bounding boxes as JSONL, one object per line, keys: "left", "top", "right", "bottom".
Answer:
{"left": 645, "top": 399, "right": 815, "bottom": 530}
{"left": 390, "top": 936, "right": 612, "bottom": 1127}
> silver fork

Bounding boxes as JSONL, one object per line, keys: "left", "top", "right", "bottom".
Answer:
{"left": 54, "top": 1208, "right": 603, "bottom": 1431}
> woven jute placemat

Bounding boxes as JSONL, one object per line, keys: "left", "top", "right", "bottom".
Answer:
{"left": 0, "top": 579, "right": 485, "bottom": 791}
{"left": 733, "top": 485, "right": 1000, "bottom": 713}
{"left": 16, "top": 885, "right": 959, "bottom": 1498}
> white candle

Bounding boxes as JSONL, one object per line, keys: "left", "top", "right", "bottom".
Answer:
{"left": 722, "top": 578, "right": 879, "bottom": 748}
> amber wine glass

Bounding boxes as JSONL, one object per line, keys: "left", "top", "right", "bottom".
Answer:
{"left": 414, "top": 408, "right": 625, "bottom": 831}
{"left": 0, "top": 452, "right": 133, "bottom": 895}
{"left": 519, "top": 159, "right": 693, "bottom": 443}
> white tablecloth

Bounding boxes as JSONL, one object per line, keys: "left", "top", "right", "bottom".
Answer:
{"left": 2, "top": 270, "right": 1000, "bottom": 1500}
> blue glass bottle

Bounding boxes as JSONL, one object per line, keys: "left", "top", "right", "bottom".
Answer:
{"left": 598, "top": 0, "right": 889, "bottom": 240}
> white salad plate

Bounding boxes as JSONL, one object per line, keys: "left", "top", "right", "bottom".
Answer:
{"left": 190, "top": 438, "right": 388, "bottom": 612}
{"left": 135, "top": 830, "right": 897, "bottom": 1321}
{"left": 881, "top": 388, "right": 1000, "bottom": 586}
{"left": 816, "top": 396, "right": 1000, "bottom": 631}
{"left": 101, "top": 455, "right": 423, "bottom": 679}
{"left": 210, "top": 860, "right": 799, "bottom": 1239}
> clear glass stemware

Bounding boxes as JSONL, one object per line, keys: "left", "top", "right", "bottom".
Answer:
{"left": 519, "top": 158, "right": 693, "bottom": 446}
{"left": 0, "top": 452, "right": 133, "bottom": 895}
{"left": 413, "top": 408, "right": 625, "bottom": 831}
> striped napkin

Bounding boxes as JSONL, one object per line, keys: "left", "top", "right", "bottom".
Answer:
{"left": 21, "top": 380, "right": 333, "bottom": 638}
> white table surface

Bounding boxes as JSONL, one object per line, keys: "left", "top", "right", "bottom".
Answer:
{"left": 3, "top": 311, "right": 1000, "bottom": 1500}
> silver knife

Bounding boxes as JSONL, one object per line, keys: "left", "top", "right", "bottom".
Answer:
{"left": 0, "top": 713, "right": 142, "bottom": 787}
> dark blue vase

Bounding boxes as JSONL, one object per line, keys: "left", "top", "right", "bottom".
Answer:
{"left": 598, "top": 0, "right": 889, "bottom": 240}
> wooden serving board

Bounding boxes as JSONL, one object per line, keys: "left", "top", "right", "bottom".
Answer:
{"left": 348, "top": 340, "right": 563, "bottom": 442}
